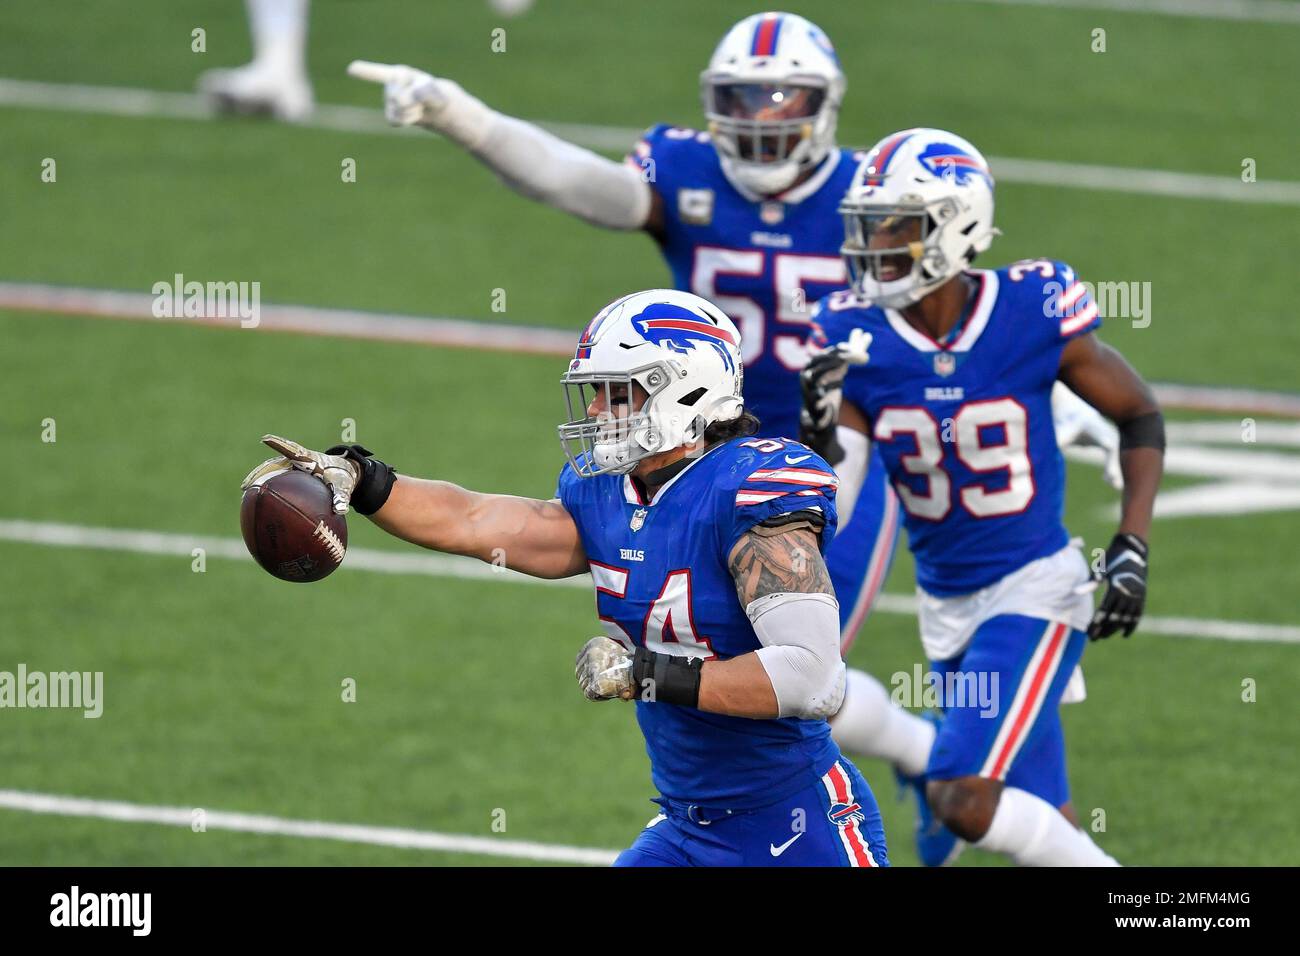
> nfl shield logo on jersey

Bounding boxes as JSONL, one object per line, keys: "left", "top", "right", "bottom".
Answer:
{"left": 630, "top": 507, "right": 648, "bottom": 531}
{"left": 933, "top": 352, "right": 957, "bottom": 377}
{"left": 828, "top": 801, "right": 865, "bottom": 827}
{"left": 759, "top": 201, "right": 785, "bottom": 225}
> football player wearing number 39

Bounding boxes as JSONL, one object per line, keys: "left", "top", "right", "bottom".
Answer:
{"left": 802, "top": 128, "right": 1165, "bottom": 866}
{"left": 245, "top": 289, "right": 888, "bottom": 866}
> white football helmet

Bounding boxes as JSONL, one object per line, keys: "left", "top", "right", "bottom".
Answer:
{"left": 559, "top": 290, "right": 744, "bottom": 477}
{"left": 701, "top": 12, "right": 846, "bottom": 196}
{"left": 839, "top": 128, "right": 999, "bottom": 308}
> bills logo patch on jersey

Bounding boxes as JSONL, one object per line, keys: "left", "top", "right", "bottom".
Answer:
{"left": 917, "top": 141, "right": 992, "bottom": 187}
{"left": 828, "top": 801, "right": 865, "bottom": 827}
{"left": 677, "top": 188, "right": 714, "bottom": 225}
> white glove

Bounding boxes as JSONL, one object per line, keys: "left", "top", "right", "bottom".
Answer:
{"left": 347, "top": 60, "right": 495, "bottom": 148}
{"left": 831, "top": 327, "right": 874, "bottom": 368}
{"left": 241, "top": 435, "right": 361, "bottom": 515}
{"left": 1051, "top": 383, "right": 1123, "bottom": 489}
{"left": 575, "top": 636, "right": 635, "bottom": 702}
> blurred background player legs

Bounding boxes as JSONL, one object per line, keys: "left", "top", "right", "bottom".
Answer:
{"left": 198, "top": 0, "right": 314, "bottom": 122}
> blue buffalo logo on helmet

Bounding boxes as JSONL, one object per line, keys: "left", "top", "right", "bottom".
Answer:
{"left": 632, "top": 302, "right": 738, "bottom": 374}
{"left": 827, "top": 801, "right": 865, "bottom": 827}
{"left": 916, "top": 141, "right": 992, "bottom": 187}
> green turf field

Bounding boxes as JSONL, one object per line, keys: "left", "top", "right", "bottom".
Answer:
{"left": 1, "top": 0, "right": 1297, "bottom": 866}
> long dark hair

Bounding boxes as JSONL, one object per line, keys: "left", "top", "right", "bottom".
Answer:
{"left": 703, "top": 409, "right": 761, "bottom": 444}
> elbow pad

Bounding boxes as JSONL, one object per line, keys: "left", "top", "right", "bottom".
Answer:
{"left": 747, "top": 592, "right": 845, "bottom": 720}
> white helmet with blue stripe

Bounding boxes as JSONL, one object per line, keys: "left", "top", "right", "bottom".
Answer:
{"left": 559, "top": 290, "right": 745, "bottom": 477}
{"left": 839, "top": 128, "right": 1000, "bottom": 308}
{"left": 701, "top": 12, "right": 846, "bottom": 197}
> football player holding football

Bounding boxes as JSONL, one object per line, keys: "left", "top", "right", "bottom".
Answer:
{"left": 802, "top": 128, "right": 1165, "bottom": 866}
{"left": 242, "top": 289, "right": 888, "bottom": 867}
{"left": 346, "top": 10, "right": 1118, "bottom": 816}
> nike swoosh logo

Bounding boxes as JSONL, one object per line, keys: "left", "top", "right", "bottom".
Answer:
{"left": 769, "top": 831, "right": 805, "bottom": 857}
{"left": 785, "top": 454, "right": 812, "bottom": 464}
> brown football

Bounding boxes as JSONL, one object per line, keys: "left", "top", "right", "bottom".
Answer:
{"left": 240, "top": 466, "right": 348, "bottom": 582}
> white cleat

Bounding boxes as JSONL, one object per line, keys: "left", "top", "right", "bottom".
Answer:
{"left": 198, "top": 62, "right": 314, "bottom": 123}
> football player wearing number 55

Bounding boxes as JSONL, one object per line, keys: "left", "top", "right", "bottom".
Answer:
{"left": 802, "top": 129, "right": 1165, "bottom": 867}
{"left": 244, "top": 289, "right": 888, "bottom": 867}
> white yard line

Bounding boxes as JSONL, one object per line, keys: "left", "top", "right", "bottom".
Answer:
{"left": 0, "top": 789, "right": 619, "bottom": 865}
{"left": 947, "top": 0, "right": 1300, "bottom": 25}
{"left": 1, "top": 518, "right": 1297, "bottom": 645}
{"left": 5, "top": 280, "right": 1300, "bottom": 419}
{"left": 3, "top": 76, "right": 1299, "bottom": 205}
{"left": 0, "top": 281, "right": 576, "bottom": 356}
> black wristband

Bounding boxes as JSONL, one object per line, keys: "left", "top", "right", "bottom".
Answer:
{"left": 631, "top": 647, "right": 703, "bottom": 708}
{"left": 1118, "top": 411, "right": 1166, "bottom": 452}
{"left": 324, "top": 444, "right": 397, "bottom": 516}
{"left": 1110, "top": 531, "right": 1148, "bottom": 559}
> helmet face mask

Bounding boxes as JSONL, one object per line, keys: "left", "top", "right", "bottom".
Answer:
{"left": 701, "top": 13, "right": 846, "bottom": 197}
{"left": 559, "top": 363, "right": 697, "bottom": 477}
{"left": 705, "top": 81, "right": 826, "bottom": 167}
{"left": 558, "top": 291, "right": 744, "bottom": 478}
{"left": 840, "top": 200, "right": 963, "bottom": 306}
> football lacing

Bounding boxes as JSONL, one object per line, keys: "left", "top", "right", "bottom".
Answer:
{"left": 313, "top": 521, "right": 346, "bottom": 563}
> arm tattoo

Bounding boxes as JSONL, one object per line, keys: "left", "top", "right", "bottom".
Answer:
{"left": 728, "top": 526, "right": 833, "bottom": 608}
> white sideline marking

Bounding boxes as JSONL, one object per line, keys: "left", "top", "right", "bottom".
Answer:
{"left": 3, "top": 76, "right": 1299, "bottom": 205}
{"left": 0, "top": 281, "right": 576, "bottom": 356}
{"left": 0, "top": 789, "right": 619, "bottom": 865}
{"left": 1, "top": 518, "right": 1297, "bottom": 645}
{"left": 1166, "top": 420, "right": 1300, "bottom": 445}
{"left": 948, "top": 0, "right": 1300, "bottom": 24}
{"left": 5, "top": 280, "right": 1300, "bottom": 419}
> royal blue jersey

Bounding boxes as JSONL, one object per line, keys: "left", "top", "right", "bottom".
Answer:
{"left": 556, "top": 436, "right": 843, "bottom": 809}
{"left": 810, "top": 260, "right": 1102, "bottom": 597}
{"left": 627, "top": 125, "right": 862, "bottom": 439}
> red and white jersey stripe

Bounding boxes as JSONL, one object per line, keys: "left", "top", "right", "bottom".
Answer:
{"left": 1058, "top": 281, "right": 1099, "bottom": 337}
{"left": 735, "top": 466, "right": 838, "bottom": 508}
{"left": 980, "top": 620, "right": 1071, "bottom": 780}
{"left": 820, "top": 761, "right": 879, "bottom": 867}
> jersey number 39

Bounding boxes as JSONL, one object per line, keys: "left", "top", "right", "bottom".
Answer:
{"left": 874, "top": 398, "right": 1034, "bottom": 520}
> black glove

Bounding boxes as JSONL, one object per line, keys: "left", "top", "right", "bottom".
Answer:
{"left": 1087, "top": 533, "right": 1148, "bottom": 640}
{"left": 324, "top": 444, "right": 397, "bottom": 516}
{"left": 799, "top": 348, "right": 851, "bottom": 465}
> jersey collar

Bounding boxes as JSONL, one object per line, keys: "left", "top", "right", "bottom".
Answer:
{"left": 622, "top": 441, "right": 726, "bottom": 506}
{"left": 883, "top": 270, "right": 999, "bottom": 354}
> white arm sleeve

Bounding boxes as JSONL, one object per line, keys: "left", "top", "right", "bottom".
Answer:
{"left": 470, "top": 114, "right": 652, "bottom": 230}
{"left": 747, "top": 592, "right": 845, "bottom": 720}
{"left": 425, "top": 80, "right": 651, "bottom": 230}
{"left": 832, "top": 426, "right": 870, "bottom": 530}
